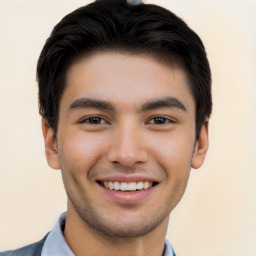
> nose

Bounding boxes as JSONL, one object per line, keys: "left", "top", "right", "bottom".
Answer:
{"left": 107, "top": 122, "right": 149, "bottom": 167}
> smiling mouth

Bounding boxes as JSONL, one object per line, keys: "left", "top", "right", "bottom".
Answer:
{"left": 98, "top": 181, "right": 158, "bottom": 192}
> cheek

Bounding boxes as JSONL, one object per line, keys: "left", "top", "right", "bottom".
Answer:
{"left": 151, "top": 134, "right": 194, "bottom": 208}
{"left": 150, "top": 132, "right": 194, "bottom": 177}
{"left": 57, "top": 131, "right": 109, "bottom": 176}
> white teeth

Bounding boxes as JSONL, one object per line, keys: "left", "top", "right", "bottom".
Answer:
{"left": 143, "top": 181, "right": 149, "bottom": 189}
{"left": 120, "top": 182, "right": 128, "bottom": 191}
{"left": 136, "top": 181, "right": 144, "bottom": 190}
{"left": 109, "top": 181, "right": 114, "bottom": 190}
{"left": 114, "top": 181, "right": 120, "bottom": 190}
{"left": 101, "top": 181, "right": 154, "bottom": 191}
{"left": 128, "top": 182, "right": 137, "bottom": 191}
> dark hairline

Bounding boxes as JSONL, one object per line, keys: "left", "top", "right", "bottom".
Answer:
{"left": 37, "top": 0, "right": 212, "bottom": 139}
{"left": 55, "top": 48, "right": 192, "bottom": 132}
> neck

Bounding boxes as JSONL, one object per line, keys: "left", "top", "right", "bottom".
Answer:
{"left": 64, "top": 202, "right": 170, "bottom": 256}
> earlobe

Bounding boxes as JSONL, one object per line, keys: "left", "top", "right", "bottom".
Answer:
{"left": 191, "top": 121, "right": 209, "bottom": 169}
{"left": 42, "top": 119, "right": 61, "bottom": 170}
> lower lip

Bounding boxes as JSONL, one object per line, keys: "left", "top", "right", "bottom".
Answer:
{"left": 97, "top": 183, "right": 157, "bottom": 204}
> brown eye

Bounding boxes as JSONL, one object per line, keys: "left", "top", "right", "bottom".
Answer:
{"left": 148, "top": 116, "right": 174, "bottom": 125}
{"left": 153, "top": 117, "right": 166, "bottom": 124}
{"left": 88, "top": 117, "right": 102, "bottom": 124}
{"left": 79, "top": 116, "right": 107, "bottom": 125}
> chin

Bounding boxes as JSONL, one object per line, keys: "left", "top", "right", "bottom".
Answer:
{"left": 73, "top": 199, "right": 170, "bottom": 238}
{"left": 82, "top": 216, "right": 167, "bottom": 238}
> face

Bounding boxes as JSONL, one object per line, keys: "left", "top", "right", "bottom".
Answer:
{"left": 43, "top": 52, "right": 208, "bottom": 238}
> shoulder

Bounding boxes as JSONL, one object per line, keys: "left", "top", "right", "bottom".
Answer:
{"left": 0, "top": 234, "right": 49, "bottom": 256}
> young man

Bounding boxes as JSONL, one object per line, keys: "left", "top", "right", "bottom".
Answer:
{"left": 1, "top": 0, "right": 212, "bottom": 255}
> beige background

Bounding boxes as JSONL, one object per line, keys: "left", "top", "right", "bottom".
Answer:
{"left": 0, "top": 0, "right": 255, "bottom": 255}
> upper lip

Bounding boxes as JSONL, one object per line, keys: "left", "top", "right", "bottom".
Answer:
{"left": 97, "top": 175, "right": 160, "bottom": 183}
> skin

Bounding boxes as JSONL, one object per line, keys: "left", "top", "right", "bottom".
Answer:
{"left": 42, "top": 52, "right": 209, "bottom": 256}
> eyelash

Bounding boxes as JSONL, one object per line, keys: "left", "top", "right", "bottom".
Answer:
{"left": 78, "top": 116, "right": 175, "bottom": 126}
{"left": 146, "top": 116, "right": 175, "bottom": 125}
{"left": 78, "top": 116, "right": 109, "bottom": 125}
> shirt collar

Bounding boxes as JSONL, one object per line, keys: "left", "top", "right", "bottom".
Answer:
{"left": 42, "top": 212, "right": 175, "bottom": 256}
{"left": 41, "top": 212, "right": 75, "bottom": 256}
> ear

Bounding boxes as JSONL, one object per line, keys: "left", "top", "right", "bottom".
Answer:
{"left": 42, "top": 119, "right": 60, "bottom": 170}
{"left": 191, "top": 121, "right": 209, "bottom": 169}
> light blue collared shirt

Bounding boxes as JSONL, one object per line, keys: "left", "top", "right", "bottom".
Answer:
{"left": 42, "top": 212, "right": 176, "bottom": 256}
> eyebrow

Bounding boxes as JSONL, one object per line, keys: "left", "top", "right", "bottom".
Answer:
{"left": 69, "top": 96, "right": 187, "bottom": 113}
{"left": 140, "top": 96, "right": 187, "bottom": 112}
{"left": 69, "top": 98, "right": 115, "bottom": 112}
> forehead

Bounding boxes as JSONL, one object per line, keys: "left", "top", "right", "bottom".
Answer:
{"left": 62, "top": 51, "right": 195, "bottom": 113}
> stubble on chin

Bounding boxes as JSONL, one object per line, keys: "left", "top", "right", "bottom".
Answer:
{"left": 68, "top": 193, "right": 171, "bottom": 239}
